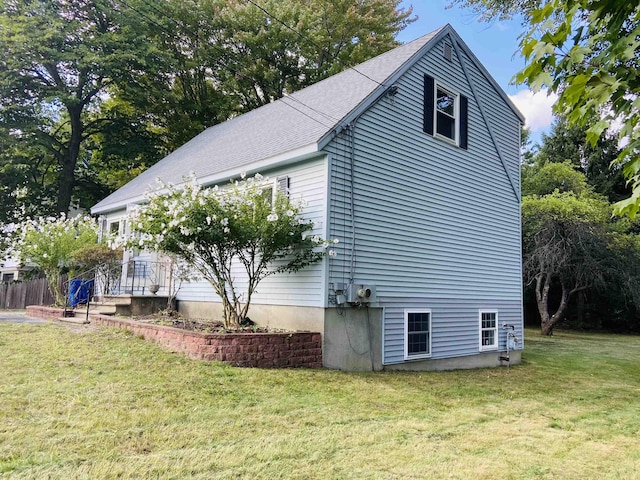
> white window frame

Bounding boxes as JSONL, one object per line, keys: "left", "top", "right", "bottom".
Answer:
{"left": 404, "top": 309, "right": 432, "bottom": 360}
{"left": 434, "top": 82, "right": 459, "bottom": 145}
{"left": 479, "top": 310, "right": 499, "bottom": 352}
{"left": 257, "top": 176, "right": 289, "bottom": 206}
{"left": 108, "top": 218, "right": 125, "bottom": 237}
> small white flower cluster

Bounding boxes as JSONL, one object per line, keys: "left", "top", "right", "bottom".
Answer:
{"left": 9, "top": 213, "right": 100, "bottom": 266}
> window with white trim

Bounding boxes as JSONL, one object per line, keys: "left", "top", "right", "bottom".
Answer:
{"left": 259, "top": 175, "right": 290, "bottom": 206}
{"left": 109, "top": 220, "right": 122, "bottom": 236}
{"left": 404, "top": 310, "right": 432, "bottom": 359}
{"left": 435, "top": 86, "right": 458, "bottom": 141}
{"left": 423, "top": 74, "right": 469, "bottom": 149}
{"left": 479, "top": 310, "right": 498, "bottom": 351}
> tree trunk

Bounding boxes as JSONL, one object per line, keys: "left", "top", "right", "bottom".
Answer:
{"left": 536, "top": 273, "right": 571, "bottom": 336}
{"left": 536, "top": 273, "right": 552, "bottom": 334}
{"left": 577, "top": 290, "right": 585, "bottom": 327}
{"left": 56, "top": 106, "right": 82, "bottom": 214}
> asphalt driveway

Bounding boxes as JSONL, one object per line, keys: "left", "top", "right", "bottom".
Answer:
{"left": 0, "top": 310, "right": 46, "bottom": 324}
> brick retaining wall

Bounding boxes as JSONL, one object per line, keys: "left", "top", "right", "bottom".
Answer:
{"left": 26, "top": 306, "right": 322, "bottom": 368}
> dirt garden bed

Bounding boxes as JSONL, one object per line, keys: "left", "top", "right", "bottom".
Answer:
{"left": 25, "top": 306, "right": 322, "bottom": 368}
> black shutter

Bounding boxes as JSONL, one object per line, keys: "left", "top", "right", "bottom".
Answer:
{"left": 460, "top": 95, "right": 468, "bottom": 150}
{"left": 423, "top": 74, "right": 435, "bottom": 135}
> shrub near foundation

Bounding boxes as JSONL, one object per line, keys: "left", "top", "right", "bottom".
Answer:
{"left": 122, "top": 174, "right": 335, "bottom": 329}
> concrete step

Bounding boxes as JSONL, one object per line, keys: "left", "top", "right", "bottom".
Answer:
{"left": 57, "top": 316, "right": 90, "bottom": 325}
{"left": 100, "top": 295, "right": 134, "bottom": 306}
{"left": 88, "top": 302, "right": 125, "bottom": 316}
{"left": 91, "top": 295, "right": 170, "bottom": 316}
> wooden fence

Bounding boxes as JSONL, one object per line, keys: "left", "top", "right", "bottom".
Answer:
{"left": 0, "top": 276, "right": 66, "bottom": 309}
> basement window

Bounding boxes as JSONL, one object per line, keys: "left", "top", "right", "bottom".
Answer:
{"left": 479, "top": 310, "right": 498, "bottom": 351}
{"left": 404, "top": 309, "right": 432, "bottom": 360}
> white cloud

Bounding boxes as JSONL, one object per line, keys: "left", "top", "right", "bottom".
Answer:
{"left": 508, "top": 89, "right": 558, "bottom": 132}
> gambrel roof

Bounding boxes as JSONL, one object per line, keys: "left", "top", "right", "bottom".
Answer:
{"left": 92, "top": 24, "right": 523, "bottom": 214}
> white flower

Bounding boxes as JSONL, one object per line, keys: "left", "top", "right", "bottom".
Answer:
{"left": 223, "top": 227, "right": 230, "bottom": 234}
{"left": 221, "top": 218, "right": 229, "bottom": 226}
{"left": 328, "top": 250, "right": 337, "bottom": 257}
{"left": 42, "top": 253, "right": 48, "bottom": 258}
{"left": 285, "top": 210, "right": 294, "bottom": 217}
{"left": 267, "top": 213, "right": 278, "bottom": 222}
{"left": 206, "top": 216, "right": 211, "bottom": 225}
{"left": 333, "top": 239, "right": 340, "bottom": 244}
{"left": 241, "top": 170, "right": 247, "bottom": 179}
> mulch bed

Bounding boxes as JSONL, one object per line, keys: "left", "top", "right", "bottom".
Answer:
{"left": 134, "top": 314, "right": 281, "bottom": 334}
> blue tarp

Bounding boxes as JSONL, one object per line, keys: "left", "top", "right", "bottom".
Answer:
{"left": 68, "top": 279, "right": 94, "bottom": 307}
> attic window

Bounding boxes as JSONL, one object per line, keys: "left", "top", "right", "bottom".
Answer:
{"left": 443, "top": 42, "right": 453, "bottom": 62}
{"left": 436, "top": 87, "right": 457, "bottom": 140}
{"left": 423, "top": 74, "right": 469, "bottom": 149}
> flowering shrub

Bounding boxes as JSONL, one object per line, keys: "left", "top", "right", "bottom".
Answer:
{"left": 124, "top": 174, "right": 331, "bottom": 328}
{"left": 11, "top": 214, "right": 99, "bottom": 305}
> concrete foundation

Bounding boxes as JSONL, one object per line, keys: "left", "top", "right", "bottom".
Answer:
{"left": 176, "top": 300, "right": 225, "bottom": 322}
{"left": 323, "top": 307, "right": 383, "bottom": 371}
{"left": 384, "top": 350, "right": 522, "bottom": 371}
{"left": 176, "top": 300, "right": 324, "bottom": 332}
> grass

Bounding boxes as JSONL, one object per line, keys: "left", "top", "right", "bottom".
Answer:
{"left": 1, "top": 324, "right": 639, "bottom": 479}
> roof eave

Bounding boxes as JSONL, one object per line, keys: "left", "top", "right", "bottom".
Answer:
{"left": 91, "top": 142, "right": 321, "bottom": 215}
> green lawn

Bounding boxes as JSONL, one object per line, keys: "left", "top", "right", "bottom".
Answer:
{"left": 1, "top": 323, "right": 639, "bottom": 479}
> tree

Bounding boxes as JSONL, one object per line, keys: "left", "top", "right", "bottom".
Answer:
{"left": 125, "top": 175, "right": 330, "bottom": 329}
{"left": 113, "top": 0, "right": 416, "bottom": 149}
{"left": 10, "top": 214, "right": 99, "bottom": 305}
{"left": 0, "top": 0, "right": 164, "bottom": 215}
{"left": 522, "top": 160, "right": 589, "bottom": 197}
{"left": 534, "top": 117, "right": 628, "bottom": 202}
{"left": 206, "top": 0, "right": 415, "bottom": 110}
{"left": 522, "top": 191, "right": 611, "bottom": 335}
{"left": 452, "top": 0, "right": 640, "bottom": 217}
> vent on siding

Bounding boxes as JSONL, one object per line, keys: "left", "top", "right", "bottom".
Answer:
{"left": 443, "top": 42, "right": 453, "bottom": 62}
{"left": 276, "top": 175, "right": 290, "bottom": 197}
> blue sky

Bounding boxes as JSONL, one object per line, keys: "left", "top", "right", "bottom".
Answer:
{"left": 398, "top": 0, "right": 556, "bottom": 142}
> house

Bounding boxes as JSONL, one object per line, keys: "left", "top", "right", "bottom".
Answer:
{"left": 92, "top": 25, "right": 524, "bottom": 371}
{"left": 0, "top": 258, "right": 26, "bottom": 282}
